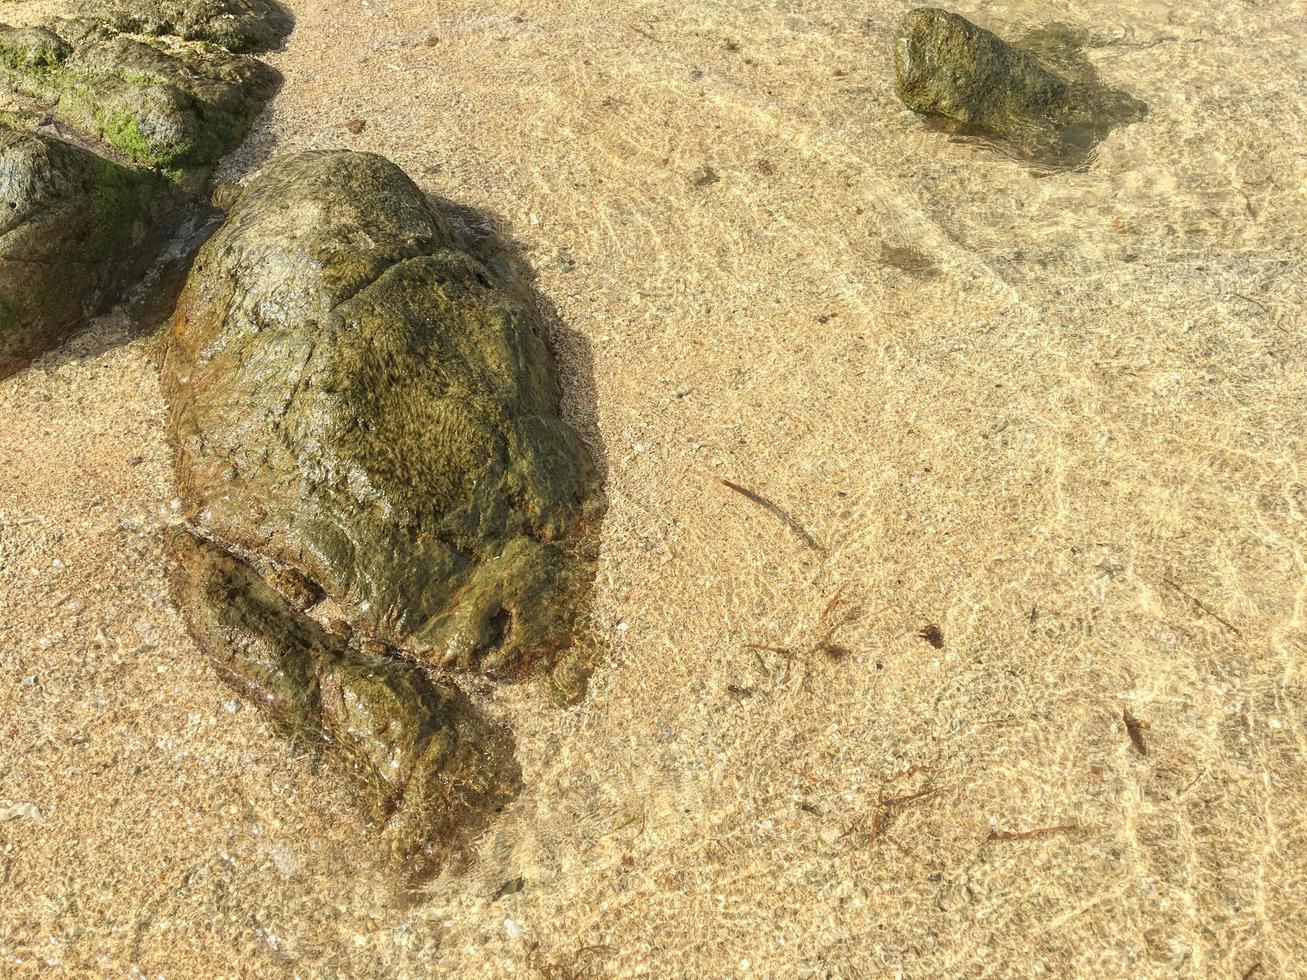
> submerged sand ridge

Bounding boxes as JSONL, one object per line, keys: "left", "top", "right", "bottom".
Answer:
{"left": 2, "top": 0, "right": 1306, "bottom": 975}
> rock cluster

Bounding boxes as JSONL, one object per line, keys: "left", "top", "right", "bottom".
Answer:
{"left": 0, "top": 19, "right": 280, "bottom": 169}
{"left": 1, "top": 0, "right": 599, "bottom": 877}
{"left": 0, "top": 0, "right": 287, "bottom": 376}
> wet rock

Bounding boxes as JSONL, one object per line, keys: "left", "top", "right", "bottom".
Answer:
{"left": 0, "top": 122, "right": 178, "bottom": 376}
{"left": 0, "top": 18, "right": 280, "bottom": 168}
{"left": 162, "top": 150, "right": 599, "bottom": 687}
{"left": 80, "top": 0, "right": 292, "bottom": 54}
{"left": 209, "top": 178, "right": 242, "bottom": 211}
{"left": 169, "top": 530, "right": 516, "bottom": 876}
{"left": 893, "top": 8, "right": 1147, "bottom": 167}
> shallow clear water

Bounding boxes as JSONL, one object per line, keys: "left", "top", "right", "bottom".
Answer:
{"left": 1, "top": 0, "right": 1304, "bottom": 974}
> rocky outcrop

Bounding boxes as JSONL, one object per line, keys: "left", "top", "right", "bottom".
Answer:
{"left": 0, "top": 18, "right": 281, "bottom": 168}
{"left": 0, "top": 122, "right": 178, "bottom": 376}
{"left": 894, "top": 8, "right": 1147, "bottom": 167}
{"left": 79, "top": 0, "right": 292, "bottom": 54}
{"left": 161, "top": 150, "right": 599, "bottom": 686}
{"left": 0, "top": 1, "right": 288, "bottom": 374}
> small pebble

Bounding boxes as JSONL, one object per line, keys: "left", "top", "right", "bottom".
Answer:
{"left": 0, "top": 802, "right": 44, "bottom": 824}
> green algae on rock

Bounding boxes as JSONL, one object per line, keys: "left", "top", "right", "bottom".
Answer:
{"left": 0, "top": 122, "right": 178, "bottom": 376}
{"left": 169, "top": 529, "right": 517, "bottom": 878}
{"left": 162, "top": 150, "right": 600, "bottom": 690}
{"left": 80, "top": 0, "right": 292, "bottom": 54}
{"left": 0, "top": 25, "right": 70, "bottom": 69}
{"left": 0, "top": 18, "right": 280, "bottom": 168}
{"left": 893, "top": 8, "right": 1147, "bottom": 168}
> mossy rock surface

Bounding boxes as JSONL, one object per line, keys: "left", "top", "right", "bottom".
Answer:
{"left": 169, "top": 529, "right": 516, "bottom": 877}
{"left": 0, "top": 122, "right": 178, "bottom": 376}
{"left": 0, "top": 25, "right": 70, "bottom": 69}
{"left": 163, "top": 150, "right": 599, "bottom": 685}
{"left": 80, "top": 0, "right": 292, "bottom": 53}
{"left": 894, "top": 8, "right": 1147, "bottom": 167}
{"left": 0, "top": 18, "right": 280, "bottom": 168}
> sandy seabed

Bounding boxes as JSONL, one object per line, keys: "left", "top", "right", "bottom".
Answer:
{"left": 1, "top": 0, "right": 1305, "bottom": 975}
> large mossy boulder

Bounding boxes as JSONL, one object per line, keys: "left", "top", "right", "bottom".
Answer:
{"left": 162, "top": 150, "right": 598, "bottom": 687}
{"left": 80, "top": 0, "right": 292, "bottom": 54}
{"left": 0, "top": 122, "right": 178, "bottom": 376}
{"left": 894, "top": 8, "right": 1147, "bottom": 167}
{"left": 170, "top": 530, "right": 515, "bottom": 876}
{"left": 0, "top": 18, "right": 280, "bottom": 168}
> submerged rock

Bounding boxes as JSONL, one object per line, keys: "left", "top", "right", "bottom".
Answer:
{"left": 169, "top": 530, "right": 516, "bottom": 876}
{"left": 893, "top": 8, "right": 1147, "bottom": 167}
{"left": 79, "top": 0, "right": 292, "bottom": 54}
{"left": 162, "top": 150, "right": 599, "bottom": 689}
{"left": 0, "top": 18, "right": 280, "bottom": 168}
{"left": 0, "top": 122, "right": 177, "bottom": 376}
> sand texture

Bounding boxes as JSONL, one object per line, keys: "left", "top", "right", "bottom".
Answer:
{"left": 1, "top": 0, "right": 1305, "bottom": 975}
